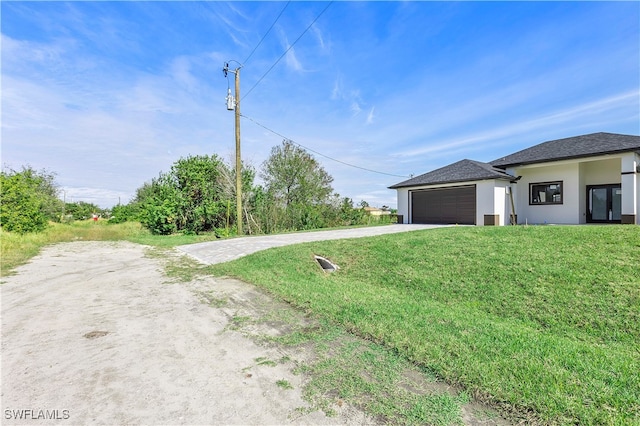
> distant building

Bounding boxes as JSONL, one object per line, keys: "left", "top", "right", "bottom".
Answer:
{"left": 363, "top": 206, "right": 391, "bottom": 216}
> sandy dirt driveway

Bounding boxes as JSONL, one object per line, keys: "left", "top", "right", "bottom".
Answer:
{"left": 1, "top": 241, "right": 371, "bottom": 425}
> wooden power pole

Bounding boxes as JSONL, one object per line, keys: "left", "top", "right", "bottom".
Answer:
{"left": 225, "top": 62, "right": 243, "bottom": 235}
{"left": 234, "top": 67, "right": 242, "bottom": 235}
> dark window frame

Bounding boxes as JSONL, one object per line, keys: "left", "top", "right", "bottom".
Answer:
{"left": 529, "top": 181, "right": 563, "bottom": 205}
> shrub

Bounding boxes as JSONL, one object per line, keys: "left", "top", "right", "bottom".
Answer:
{"left": 109, "top": 203, "right": 140, "bottom": 224}
{"left": 135, "top": 155, "right": 236, "bottom": 235}
{"left": 0, "top": 166, "right": 61, "bottom": 233}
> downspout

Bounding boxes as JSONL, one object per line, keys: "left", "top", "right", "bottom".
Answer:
{"left": 509, "top": 176, "right": 522, "bottom": 225}
{"left": 508, "top": 186, "right": 517, "bottom": 225}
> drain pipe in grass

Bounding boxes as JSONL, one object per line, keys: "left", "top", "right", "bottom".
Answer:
{"left": 314, "top": 255, "right": 339, "bottom": 273}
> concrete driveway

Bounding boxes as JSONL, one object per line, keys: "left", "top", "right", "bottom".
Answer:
{"left": 177, "top": 224, "right": 446, "bottom": 265}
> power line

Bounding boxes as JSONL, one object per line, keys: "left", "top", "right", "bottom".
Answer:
{"left": 243, "top": 1, "right": 333, "bottom": 101}
{"left": 243, "top": 1, "right": 291, "bottom": 65}
{"left": 240, "top": 113, "right": 410, "bottom": 179}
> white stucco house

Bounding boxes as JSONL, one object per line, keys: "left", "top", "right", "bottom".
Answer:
{"left": 389, "top": 132, "right": 640, "bottom": 226}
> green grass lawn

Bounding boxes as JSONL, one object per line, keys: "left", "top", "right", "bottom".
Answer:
{"left": 211, "top": 225, "right": 640, "bottom": 425}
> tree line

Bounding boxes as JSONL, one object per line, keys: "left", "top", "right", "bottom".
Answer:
{"left": 0, "top": 165, "right": 105, "bottom": 233}
{"left": 2, "top": 140, "right": 391, "bottom": 235}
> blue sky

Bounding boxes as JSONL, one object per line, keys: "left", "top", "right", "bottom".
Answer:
{"left": 2, "top": 1, "right": 639, "bottom": 208}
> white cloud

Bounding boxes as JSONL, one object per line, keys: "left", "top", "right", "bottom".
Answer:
{"left": 311, "top": 24, "right": 326, "bottom": 51}
{"left": 216, "top": 4, "right": 250, "bottom": 49}
{"left": 331, "top": 74, "right": 342, "bottom": 100}
{"left": 366, "top": 107, "right": 375, "bottom": 125}
{"left": 61, "top": 186, "right": 132, "bottom": 208}
{"left": 285, "top": 46, "right": 303, "bottom": 72}
{"left": 2, "top": 34, "right": 68, "bottom": 67}
{"left": 350, "top": 188, "right": 397, "bottom": 209}
{"left": 393, "top": 90, "right": 640, "bottom": 158}
{"left": 276, "top": 27, "right": 304, "bottom": 72}
{"left": 2, "top": 35, "right": 233, "bottom": 209}
{"left": 170, "top": 56, "right": 198, "bottom": 92}
{"left": 527, "top": 90, "right": 639, "bottom": 128}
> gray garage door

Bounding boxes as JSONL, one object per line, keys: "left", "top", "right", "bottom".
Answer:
{"left": 411, "top": 185, "right": 476, "bottom": 225}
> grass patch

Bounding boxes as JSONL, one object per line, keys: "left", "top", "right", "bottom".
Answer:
{"left": 146, "top": 247, "right": 210, "bottom": 282}
{"left": 276, "top": 379, "right": 294, "bottom": 390}
{"left": 227, "top": 315, "right": 252, "bottom": 330}
{"left": 292, "top": 325, "right": 469, "bottom": 425}
{"left": 0, "top": 220, "right": 222, "bottom": 277}
{"left": 255, "top": 357, "right": 278, "bottom": 367}
{"left": 222, "top": 289, "right": 468, "bottom": 425}
{"left": 211, "top": 225, "right": 640, "bottom": 425}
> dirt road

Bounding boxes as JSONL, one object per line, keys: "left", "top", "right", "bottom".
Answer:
{"left": 1, "top": 241, "right": 371, "bottom": 425}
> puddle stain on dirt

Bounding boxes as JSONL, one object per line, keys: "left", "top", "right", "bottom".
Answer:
{"left": 83, "top": 330, "right": 110, "bottom": 339}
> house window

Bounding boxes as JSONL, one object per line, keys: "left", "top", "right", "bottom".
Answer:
{"left": 530, "top": 181, "right": 563, "bottom": 205}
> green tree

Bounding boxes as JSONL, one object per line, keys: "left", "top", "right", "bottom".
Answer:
{"left": 137, "top": 172, "right": 181, "bottom": 235}
{"left": 136, "top": 155, "right": 239, "bottom": 235}
{"left": 246, "top": 184, "right": 281, "bottom": 234}
{"left": 171, "top": 155, "right": 227, "bottom": 234}
{"left": 339, "top": 197, "right": 366, "bottom": 225}
{"left": 109, "top": 203, "right": 140, "bottom": 223}
{"left": 261, "top": 140, "right": 333, "bottom": 209}
{"left": 65, "top": 201, "right": 101, "bottom": 220}
{"left": 0, "top": 166, "right": 62, "bottom": 233}
{"left": 259, "top": 140, "right": 335, "bottom": 231}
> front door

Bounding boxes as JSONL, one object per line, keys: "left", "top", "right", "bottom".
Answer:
{"left": 587, "top": 184, "right": 621, "bottom": 223}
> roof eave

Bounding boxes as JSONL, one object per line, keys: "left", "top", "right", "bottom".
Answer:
{"left": 492, "top": 148, "right": 640, "bottom": 169}
{"left": 388, "top": 175, "right": 512, "bottom": 189}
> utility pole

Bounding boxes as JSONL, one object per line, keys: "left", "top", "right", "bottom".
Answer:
{"left": 61, "top": 189, "right": 66, "bottom": 222}
{"left": 224, "top": 62, "right": 243, "bottom": 235}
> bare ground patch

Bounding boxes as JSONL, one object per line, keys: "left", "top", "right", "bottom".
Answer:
{"left": 1, "top": 241, "right": 368, "bottom": 425}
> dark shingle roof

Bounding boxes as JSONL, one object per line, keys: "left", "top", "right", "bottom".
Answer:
{"left": 389, "top": 159, "right": 513, "bottom": 189}
{"left": 490, "top": 132, "right": 640, "bottom": 168}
